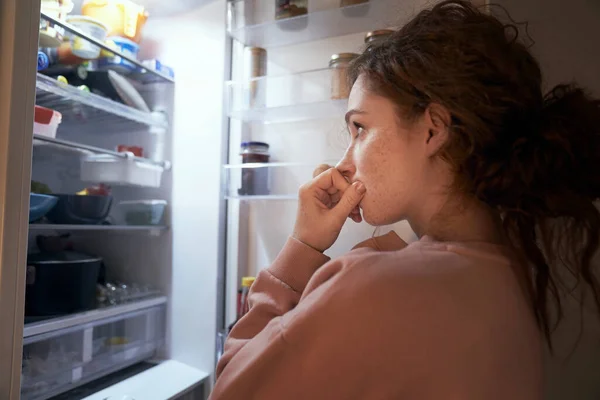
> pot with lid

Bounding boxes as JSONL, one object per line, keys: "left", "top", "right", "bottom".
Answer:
{"left": 26, "top": 250, "right": 102, "bottom": 316}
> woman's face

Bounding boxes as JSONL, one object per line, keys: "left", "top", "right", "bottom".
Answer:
{"left": 336, "top": 75, "right": 445, "bottom": 226}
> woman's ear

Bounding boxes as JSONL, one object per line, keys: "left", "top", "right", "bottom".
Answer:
{"left": 424, "top": 103, "right": 451, "bottom": 157}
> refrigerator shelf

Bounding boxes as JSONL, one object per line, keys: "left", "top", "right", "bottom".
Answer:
{"left": 224, "top": 161, "right": 337, "bottom": 198}
{"left": 23, "top": 296, "right": 167, "bottom": 339}
{"left": 226, "top": 68, "right": 348, "bottom": 123}
{"left": 226, "top": 194, "right": 298, "bottom": 201}
{"left": 40, "top": 13, "right": 174, "bottom": 84}
{"left": 227, "top": 0, "right": 419, "bottom": 48}
{"left": 36, "top": 74, "right": 168, "bottom": 134}
{"left": 33, "top": 135, "right": 171, "bottom": 169}
{"left": 28, "top": 224, "right": 168, "bottom": 233}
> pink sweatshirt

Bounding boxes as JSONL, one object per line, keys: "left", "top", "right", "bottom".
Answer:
{"left": 211, "top": 235, "right": 543, "bottom": 399}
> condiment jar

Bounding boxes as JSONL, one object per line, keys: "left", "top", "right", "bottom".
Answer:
{"left": 365, "top": 29, "right": 394, "bottom": 50}
{"left": 275, "top": 0, "right": 308, "bottom": 20}
{"left": 329, "top": 53, "right": 359, "bottom": 100}
{"left": 239, "top": 142, "right": 270, "bottom": 196}
{"left": 245, "top": 47, "right": 267, "bottom": 108}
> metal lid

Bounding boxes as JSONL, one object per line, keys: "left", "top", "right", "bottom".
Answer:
{"left": 365, "top": 29, "right": 394, "bottom": 42}
{"left": 241, "top": 141, "right": 269, "bottom": 149}
{"left": 329, "top": 52, "right": 360, "bottom": 66}
{"left": 247, "top": 47, "right": 267, "bottom": 55}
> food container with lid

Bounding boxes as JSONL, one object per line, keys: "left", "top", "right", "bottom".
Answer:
{"left": 29, "top": 194, "right": 59, "bottom": 222}
{"left": 117, "top": 200, "right": 167, "bottom": 225}
{"left": 97, "top": 36, "right": 140, "bottom": 73}
{"left": 329, "top": 53, "right": 359, "bottom": 100}
{"left": 239, "top": 142, "right": 270, "bottom": 196}
{"left": 34, "top": 105, "right": 62, "bottom": 139}
{"left": 81, "top": 154, "right": 164, "bottom": 188}
{"left": 82, "top": 0, "right": 149, "bottom": 43}
{"left": 66, "top": 15, "right": 109, "bottom": 59}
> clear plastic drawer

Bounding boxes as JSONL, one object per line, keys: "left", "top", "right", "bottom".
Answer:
{"left": 21, "top": 300, "right": 166, "bottom": 400}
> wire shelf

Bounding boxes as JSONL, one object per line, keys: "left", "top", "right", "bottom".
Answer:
{"left": 36, "top": 74, "right": 167, "bottom": 134}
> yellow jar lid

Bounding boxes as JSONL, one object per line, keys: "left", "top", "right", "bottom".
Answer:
{"left": 241, "top": 277, "right": 256, "bottom": 287}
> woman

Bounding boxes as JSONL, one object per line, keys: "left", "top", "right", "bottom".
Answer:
{"left": 211, "top": 1, "right": 600, "bottom": 399}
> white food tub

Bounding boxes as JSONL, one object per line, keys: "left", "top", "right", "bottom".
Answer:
{"left": 81, "top": 154, "right": 163, "bottom": 187}
{"left": 65, "top": 15, "right": 109, "bottom": 59}
{"left": 33, "top": 105, "right": 62, "bottom": 138}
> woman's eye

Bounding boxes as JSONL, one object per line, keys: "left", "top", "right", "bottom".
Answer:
{"left": 353, "top": 122, "right": 364, "bottom": 138}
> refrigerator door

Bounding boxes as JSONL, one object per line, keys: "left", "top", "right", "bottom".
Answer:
{"left": 0, "top": 0, "right": 40, "bottom": 398}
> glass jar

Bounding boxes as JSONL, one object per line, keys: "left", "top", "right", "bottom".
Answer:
{"left": 244, "top": 47, "right": 267, "bottom": 109}
{"left": 329, "top": 53, "right": 359, "bottom": 100}
{"left": 365, "top": 29, "right": 394, "bottom": 50}
{"left": 340, "top": 0, "right": 369, "bottom": 6}
{"left": 239, "top": 142, "right": 270, "bottom": 196}
{"left": 275, "top": 0, "right": 308, "bottom": 20}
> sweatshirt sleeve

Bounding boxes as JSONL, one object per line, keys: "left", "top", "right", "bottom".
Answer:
{"left": 214, "top": 236, "right": 330, "bottom": 379}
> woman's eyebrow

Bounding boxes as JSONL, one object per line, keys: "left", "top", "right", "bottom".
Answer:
{"left": 345, "top": 109, "right": 367, "bottom": 124}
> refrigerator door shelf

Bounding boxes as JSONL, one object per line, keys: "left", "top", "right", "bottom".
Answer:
{"left": 226, "top": 68, "right": 348, "bottom": 123}
{"left": 227, "top": 0, "right": 421, "bottom": 48}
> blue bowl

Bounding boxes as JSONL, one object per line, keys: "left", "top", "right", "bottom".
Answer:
{"left": 29, "top": 194, "right": 58, "bottom": 222}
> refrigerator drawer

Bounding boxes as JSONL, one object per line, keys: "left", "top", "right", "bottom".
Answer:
{"left": 21, "top": 303, "right": 166, "bottom": 400}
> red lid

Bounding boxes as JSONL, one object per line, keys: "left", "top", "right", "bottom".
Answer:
{"left": 34, "top": 105, "right": 61, "bottom": 125}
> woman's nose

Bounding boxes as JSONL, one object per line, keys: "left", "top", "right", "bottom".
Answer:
{"left": 336, "top": 150, "right": 356, "bottom": 182}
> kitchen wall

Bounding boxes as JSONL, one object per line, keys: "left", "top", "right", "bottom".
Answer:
{"left": 495, "top": 0, "right": 600, "bottom": 398}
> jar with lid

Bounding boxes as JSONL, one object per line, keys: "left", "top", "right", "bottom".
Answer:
{"left": 275, "top": 0, "right": 308, "bottom": 20}
{"left": 329, "top": 53, "right": 359, "bottom": 100}
{"left": 239, "top": 142, "right": 270, "bottom": 196}
{"left": 365, "top": 29, "right": 394, "bottom": 50}
{"left": 244, "top": 47, "right": 267, "bottom": 109}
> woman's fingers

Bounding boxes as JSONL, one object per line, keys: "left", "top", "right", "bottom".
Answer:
{"left": 313, "top": 164, "right": 333, "bottom": 178}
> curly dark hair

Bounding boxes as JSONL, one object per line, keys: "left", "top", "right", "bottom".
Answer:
{"left": 349, "top": 0, "right": 600, "bottom": 347}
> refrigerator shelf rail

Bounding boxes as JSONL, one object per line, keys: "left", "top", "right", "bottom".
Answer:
{"left": 36, "top": 73, "right": 168, "bottom": 134}
{"left": 40, "top": 12, "right": 175, "bottom": 84}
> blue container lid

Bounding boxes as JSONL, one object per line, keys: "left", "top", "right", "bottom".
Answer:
{"left": 241, "top": 141, "right": 269, "bottom": 148}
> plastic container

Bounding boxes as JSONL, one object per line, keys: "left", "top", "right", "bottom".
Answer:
{"left": 34, "top": 105, "right": 62, "bottom": 139}
{"left": 117, "top": 200, "right": 166, "bottom": 225}
{"left": 82, "top": 0, "right": 148, "bottom": 43}
{"left": 65, "top": 16, "right": 109, "bottom": 59}
{"left": 39, "top": 0, "right": 73, "bottom": 47}
{"left": 98, "top": 36, "right": 140, "bottom": 73}
{"left": 29, "top": 193, "right": 59, "bottom": 222}
{"left": 81, "top": 154, "right": 164, "bottom": 188}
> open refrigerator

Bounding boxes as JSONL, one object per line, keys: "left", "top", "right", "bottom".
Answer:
{"left": 0, "top": 0, "right": 446, "bottom": 398}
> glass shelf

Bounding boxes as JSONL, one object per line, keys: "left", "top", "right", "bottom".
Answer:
{"left": 227, "top": 0, "right": 412, "bottom": 48}
{"left": 226, "top": 68, "right": 349, "bottom": 122}
{"left": 36, "top": 73, "right": 167, "bottom": 135}
{"left": 226, "top": 194, "right": 298, "bottom": 201}
{"left": 28, "top": 224, "right": 168, "bottom": 233}
{"left": 224, "top": 161, "right": 336, "bottom": 198}
{"left": 23, "top": 296, "right": 167, "bottom": 338}
{"left": 33, "top": 135, "right": 170, "bottom": 169}
{"left": 40, "top": 12, "right": 174, "bottom": 84}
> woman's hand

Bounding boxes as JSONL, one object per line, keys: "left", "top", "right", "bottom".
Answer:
{"left": 292, "top": 165, "right": 366, "bottom": 252}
